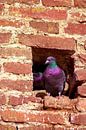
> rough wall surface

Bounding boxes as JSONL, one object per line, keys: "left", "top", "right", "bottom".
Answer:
{"left": 0, "top": 0, "right": 86, "bottom": 129}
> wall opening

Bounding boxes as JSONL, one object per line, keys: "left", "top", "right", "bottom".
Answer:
{"left": 32, "top": 47, "right": 78, "bottom": 99}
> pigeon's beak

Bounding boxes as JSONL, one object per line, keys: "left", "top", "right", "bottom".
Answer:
{"left": 45, "top": 60, "right": 49, "bottom": 64}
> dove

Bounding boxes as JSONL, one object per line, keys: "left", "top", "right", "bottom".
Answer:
{"left": 33, "top": 72, "right": 45, "bottom": 90}
{"left": 43, "top": 56, "right": 66, "bottom": 97}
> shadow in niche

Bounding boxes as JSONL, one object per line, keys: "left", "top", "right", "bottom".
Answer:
{"left": 32, "top": 47, "right": 82, "bottom": 99}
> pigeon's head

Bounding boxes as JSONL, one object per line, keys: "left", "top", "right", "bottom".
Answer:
{"left": 45, "top": 56, "right": 56, "bottom": 65}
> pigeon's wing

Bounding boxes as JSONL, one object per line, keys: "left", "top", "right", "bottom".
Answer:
{"left": 33, "top": 72, "right": 45, "bottom": 90}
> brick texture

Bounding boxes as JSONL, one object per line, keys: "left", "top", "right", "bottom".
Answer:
{"left": 76, "top": 98, "right": 86, "bottom": 112}
{"left": 9, "top": 7, "right": 67, "bottom": 20}
{"left": 0, "top": 0, "right": 40, "bottom": 4}
{"left": 19, "top": 124, "right": 52, "bottom": 130}
{"left": 70, "top": 113, "right": 86, "bottom": 125}
{"left": 75, "top": 69, "right": 86, "bottom": 81}
{"left": 65, "top": 23, "right": 86, "bottom": 35}
{"left": 74, "top": 0, "right": 86, "bottom": 8}
{"left": 0, "top": 93, "right": 6, "bottom": 105}
{"left": 0, "top": 0, "right": 86, "bottom": 129}
{"left": 0, "top": 47, "right": 32, "bottom": 59}
{"left": 18, "top": 34, "right": 76, "bottom": 51}
{"left": 44, "top": 96, "right": 76, "bottom": 110}
{"left": 78, "top": 85, "right": 86, "bottom": 97}
{"left": 9, "top": 95, "right": 42, "bottom": 106}
{"left": 0, "top": 79, "right": 32, "bottom": 92}
{"left": 0, "top": 33, "right": 11, "bottom": 44}
{"left": 0, "top": 19, "right": 24, "bottom": 28}
{"left": 3, "top": 62, "right": 32, "bottom": 74}
{"left": 42, "top": 0, "right": 72, "bottom": 7}
{"left": 0, "top": 124, "right": 16, "bottom": 130}
{"left": 30, "top": 21, "right": 59, "bottom": 34}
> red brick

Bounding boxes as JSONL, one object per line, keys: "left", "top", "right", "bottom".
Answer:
{"left": 23, "top": 95, "right": 42, "bottom": 103}
{"left": 9, "top": 95, "right": 23, "bottom": 106}
{"left": 0, "top": 65, "right": 1, "bottom": 72}
{"left": 78, "top": 85, "right": 86, "bottom": 97}
{"left": 0, "top": 93, "right": 6, "bottom": 105}
{"left": 0, "top": 79, "right": 32, "bottom": 92}
{"left": 18, "top": 34, "right": 76, "bottom": 51}
{"left": 65, "top": 23, "right": 86, "bottom": 35}
{"left": 30, "top": 21, "right": 59, "bottom": 34}
{"left": 15, "top": 0, "right": 40, "bottom": 5}
{"left": 76, "top": 98, "right": 86, "bottom": 112}
{"left": 78, "top": 54, "right": 86, "bottom": 64}
{"left": 1, "top": 109, "right": 26, "bottom": 122}
{"left": 44, "top": 96, "right": 76, "bottom": 110}
{"left": 1, "top": 109, "right": 66, "bottom": 124}
{"left": 75, "top": 69, "right": 86, "bottom": 81}
{"left": 3, "top": 62, "right": 32, "bottom": 74}
{"left": 54, "top": 126, "right": 86, "bottom": 130}
{"left": 19, "top": 124, "right": 52, "bottom": 130}
{"left": 9, "top": 95, "right": 42, "bottom": 106}
{"left": 84, "top": 41, "right": 86, "bottom": 50}
{"left": 0, "top": 33, "right": 11, "bottom": 44}
{"left": 42, "top": 0, "right": 72, "bottom": 7}
{"left": 27, "top": 111, "right": 66, "bottom": 125}
{"left": 0, "top": 47, "right": 32, "bottom": 59}
{"left": 0, "top": 4, "right": 4, "bottom": 14}
{"left": 74, "top": 0, "right": 86, "bottom": 8}
{"left": 0, "top": 0, "right": 39, "bottom": 4}
{"left": 70, "top": 113, "right": 86, "bottom": 125}
{"left": 9, "top": 7, "right": 67, "bottom": 20}
{"left": 0, "top": 124, "right": 16, "bottom": 130}
{"left": 0, "top": 19, "right": 24, "bottom": 28}
{"left": 70, "top": 12, "right": 86, "bottom": 23}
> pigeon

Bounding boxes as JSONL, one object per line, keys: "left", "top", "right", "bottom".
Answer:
{"left": 33, "top": 72, "right": 44, "bottom": 90}
{"left": 43, "top": 56, "right": 66, "bottom": 97}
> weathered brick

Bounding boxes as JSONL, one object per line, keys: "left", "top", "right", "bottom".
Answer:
{"left": 42, "top": 0, "right": 72, "bottom": 7}
{"left": 30, "top": 21, "right": 59, "bottom": 34}
{"left": 23, "top": 95, "right": 42, "bottom": 104}
{"left": 0, "top": 93, "right": 6, "bottom": 105}
{"left": 54, "top": 125, "right": 86, "bottom": 130}
{"left": 26, "top": 111, "right": 66, "bottom": 125}
{"left": 78, "top": 85, "right": 86, "bottom": 97}
{"left": 74, "top": 0, "right": 86, "bottom": 8}
{"left": 70, "top": 12, "right": 86, "bottom": 23}
{"left": 0, "top": 0, "right": 39, "bottom": 4}
{"left": 0, "top": 124, "right": 16, "bottom": 130}
{"left": 9, "top": 7, "right": 67, "bottom": 20}
{"left": 1, "top": 109, "right": 26, "bottom": 122}
{"left": 70, "top": 113, "right": 86, "bottom": 125}
{"left": 16, "top": 0, "right": 40, "bottom": 4}
{"left": 9, "top": 95, "right": 23, "bottom": 106}
{"left": 3, "top": 62, "right": 32, "bottom": 74}
{"left": 0, "top": 79, "right": 32, "bottom": 92}
{"left": 19, "top": 124, "right": 52, "bottom": 130}
{"left": 76, "top": 98, "right": 86, "bottom": 112}
{"left": 0, "top": 19, "right": 24, "bottom": 28}
{"left": 84, "top": 41, "right": 86, "bottom": 50}
{"left": 18, "top": 34, "right": 76, "bottom": 51}
{"left": 1, "top": 109, "right": 66, "bottom": 124}
{"left": 75, "top": 69, "right": 86, "bottom": 81}
{"left": 0, "top": 33, "right": 11, "bottom": 44}
{"left": 44, "top": 96, "right": 76, "bottom": 110}
{"left": 65, "top": 23, "right": 86, "bottom": 35}
{"left": 0, "top": 3, "right": 4, "bottom": 14}
{"left": 78, "top": 54, "right": 86, "bottom": 64}
{"left": 0, "top": 47, "right": 32, "bottom": 59}
{"left": 9, "top": 95, "right": 42, "bottom": 106}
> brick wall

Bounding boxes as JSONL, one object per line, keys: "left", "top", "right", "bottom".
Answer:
{"left": 0, "top": 0, "right": 86, "bottom": 129}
